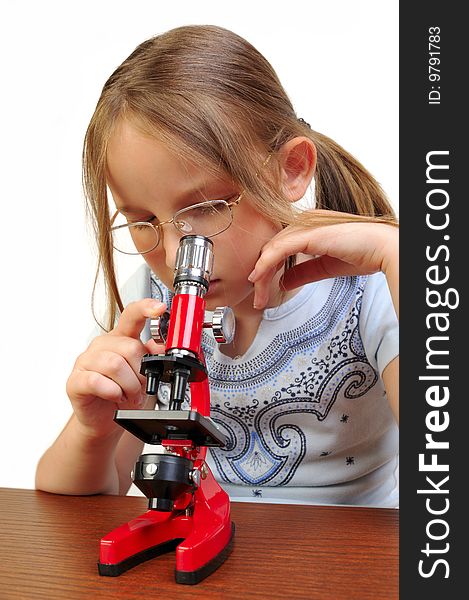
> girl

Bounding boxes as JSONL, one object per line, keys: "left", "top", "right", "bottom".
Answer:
{"left": 35, "top": 25, "right": 399, "bottom": 507}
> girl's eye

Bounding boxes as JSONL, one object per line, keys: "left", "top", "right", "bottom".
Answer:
{"left": 198, "top": 204, "right": 218, "bottom": 215}
{"left": 132, "top": 223, "right": 152, "bottom": 232}
{"left": 128, "top": 216, "right": 157, "bottom": 224}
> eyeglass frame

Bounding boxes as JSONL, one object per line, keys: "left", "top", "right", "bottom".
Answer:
{"left": 109, "top": 152, "right": 272, "bottom": 256}
{"left": 110, "top": 192, "right": 245, "bottom": 255}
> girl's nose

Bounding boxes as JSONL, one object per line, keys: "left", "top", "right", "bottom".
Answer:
{"left": 161, "top": 227, "right": 183, "bottom": 271}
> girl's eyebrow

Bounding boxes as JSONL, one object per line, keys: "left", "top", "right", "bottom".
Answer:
{"left": 115, "top": 206, "right": 144, "bottom": 216}
{"left": 181, "top": 180, "right": 235, "bottom": 200}
{"left": 116, "top": 182, "right": 236, "bottom": 214}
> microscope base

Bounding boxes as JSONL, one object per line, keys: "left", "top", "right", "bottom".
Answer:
{"left": 98, "top": 470, "right": 234, "bottom": 584}
{"left": 98, "top": 538, "right": 181, "bottom": 577}
{"left": 176, "top": 522, "right": 235, "bottom": 584}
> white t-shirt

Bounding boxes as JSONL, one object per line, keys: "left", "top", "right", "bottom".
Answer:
{"left": 120, "top": 265, "right": 399, "bottom": 507}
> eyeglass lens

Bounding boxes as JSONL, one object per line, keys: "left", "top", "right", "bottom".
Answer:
{"left": 111, "top": 200, "right": 233, "bottom": 255}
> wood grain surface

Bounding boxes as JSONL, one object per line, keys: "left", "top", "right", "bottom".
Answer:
{"left": 0, "top": 488, "right": 398, "bottom": 599}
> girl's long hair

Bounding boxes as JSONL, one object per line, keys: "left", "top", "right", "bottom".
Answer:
{"left": 83, "top": 24, "right": 397, "bottom": 331}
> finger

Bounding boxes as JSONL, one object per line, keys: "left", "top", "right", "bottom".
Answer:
{"left": 144, "top": 338, "right": 166, "bottom": 354}
{"left": 112, "top": 299, "right": 166, "bottom": 340}
{"left": 280, "top": 256, "right": 348, "bottom": 289}
{"left": 67, "top": 369, "right": 125, "bottom": 405}
{"left": 87, "top": 335, "right": 151, "bottom": 388}
{"left": 281, "top": 256, "right": 378, "bottom": 289}
{"left": 248, "top": 233, "right": 308, "bottom": 284}
{"left": 249, "top": 234, "right": 304, "bottom": 310}
{"left": 248, "top": 227, "right": 325, "bottom": 283}
{"left": 251, "top": 265, "right": 279, "bottom": 310}
{"left": 77, "top": 350, "right": 144, "bottom": 405}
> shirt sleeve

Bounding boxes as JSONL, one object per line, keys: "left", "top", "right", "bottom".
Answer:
{"left": 359, "top": 272, "right": 399, "bottom": 376}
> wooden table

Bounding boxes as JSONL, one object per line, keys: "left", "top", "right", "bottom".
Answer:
{"left": 0, "top": 488, "right": 398, "bottom": 599}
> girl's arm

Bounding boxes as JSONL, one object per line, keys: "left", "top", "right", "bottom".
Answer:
{"left": 249, "top": 213, "right": 399, "bottom": 420}
{"left": 383, "top": 357, "right": 399, "bottom": 423}
{"left": 36, "top": 411, "right": 155, "bottom": 496}
{"left": 35, "top": 299, "right": 167, "bottom": 495}
{"left": 35, "top": 414, "right": 123, "bottom": 495}
{"left": 381, "top": 236, "right": 399, "bottom": 423}
{"left": 249, "top": 215, "right": 399, "bottom": 315}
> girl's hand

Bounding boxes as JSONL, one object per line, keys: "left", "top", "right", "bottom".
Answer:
{"left": 249, "top": 211, "right": 398, "bottom": 310}
{"left": 66, "top": 299, "right": 166, "bottom": 441}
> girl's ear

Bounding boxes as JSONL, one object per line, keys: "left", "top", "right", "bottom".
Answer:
{"left": 277, "top": 137, "right": 316, "bottom": 202}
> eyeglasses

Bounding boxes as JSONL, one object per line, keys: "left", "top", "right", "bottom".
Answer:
{"left": 110, "top": 153, "right": 272, "bottom": 255}
{"left": 110, "top": 192, "right": 244, "bottom": 255}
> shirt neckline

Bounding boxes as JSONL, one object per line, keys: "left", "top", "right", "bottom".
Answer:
{"left": 262, "top": 281, "right": 322, "bottom": 321}
{"left": 211, "top": 281, "right": 325, "bottom": 363}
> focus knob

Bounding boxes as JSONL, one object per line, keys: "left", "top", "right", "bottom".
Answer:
{"left": 149, "top": 311, "right": 170, "bottom": 344}
{"left": 211, "top": 307, "right": 236, "bottom": 344}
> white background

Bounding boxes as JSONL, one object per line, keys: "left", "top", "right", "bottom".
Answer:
{"left": 0, "top": 0, "right": 398, "bottom": 489}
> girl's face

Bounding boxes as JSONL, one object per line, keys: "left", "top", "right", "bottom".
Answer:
{"left": 106, "top": 119, "right": 282, "bottom": 313}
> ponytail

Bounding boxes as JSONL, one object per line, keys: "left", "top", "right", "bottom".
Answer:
{"left": 297, "top": 122, "right": 396, "bottom": 223}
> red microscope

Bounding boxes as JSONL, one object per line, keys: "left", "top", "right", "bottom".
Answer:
{"left": 98, "top": 235, "right": 235, "bottom": 584}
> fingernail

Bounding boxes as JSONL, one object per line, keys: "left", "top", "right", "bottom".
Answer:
{"left": 253, "top": 295, "right": 264, "bottom": 310}
{"left": 147, "top": 301, "right": 165, "bottom": 316}
{"left": 248, "top": 269, "right": 257, "bottom": 282}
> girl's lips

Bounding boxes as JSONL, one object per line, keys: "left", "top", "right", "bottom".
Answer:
{"left": 207, "top": 278, "right": 220, "bottom": 295}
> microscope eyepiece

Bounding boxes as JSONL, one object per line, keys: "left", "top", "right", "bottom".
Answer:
{"left": 173, "top": 235, "right": 214, "bottom": 293}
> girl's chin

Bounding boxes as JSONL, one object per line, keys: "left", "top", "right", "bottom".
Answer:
{"left": 204, "top": 281, "right": 255, "bottom": 313}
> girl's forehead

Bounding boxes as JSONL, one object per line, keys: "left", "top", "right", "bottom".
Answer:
{"left": 106, "top": 120, "right": 235, "bottom": 207}
{"left": 107, "top": 119, "right": 191, "bottom": 180}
